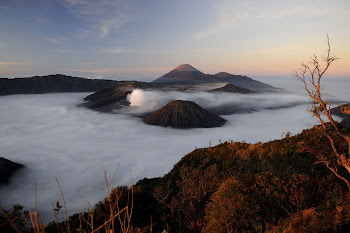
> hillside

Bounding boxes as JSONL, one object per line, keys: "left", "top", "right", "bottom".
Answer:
{"left": 143, "top": 100, "right": 226, "bottom": 128}
{"left": 22, "top": 124, "right": 349, "bottom": 233}
{"left": 138, "top": 125, "right": 350, "bottom": 232}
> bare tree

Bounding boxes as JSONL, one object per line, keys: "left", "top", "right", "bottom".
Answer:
{"left": 294, "top": 35, "right": 350, "bottom": 190}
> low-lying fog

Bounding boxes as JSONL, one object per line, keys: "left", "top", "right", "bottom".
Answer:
{"left": 0, "top": 78, "right": 348, "bottom": 221}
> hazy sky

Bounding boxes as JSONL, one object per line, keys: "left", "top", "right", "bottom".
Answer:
{"left": 0, "top": 0, "right": 349, "bottom": 80}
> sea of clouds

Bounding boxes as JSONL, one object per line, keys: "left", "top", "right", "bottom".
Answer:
{"left": 0, "top": 78, "right": 348, "bottom": 221}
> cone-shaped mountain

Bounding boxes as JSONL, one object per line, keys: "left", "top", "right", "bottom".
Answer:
{"left": 143, "top": 100, "right": 226, "bottom": 128}
{"left": 152, "top": 64, "right": 205, "bottom": 84}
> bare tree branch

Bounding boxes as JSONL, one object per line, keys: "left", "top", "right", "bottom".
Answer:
{"left": 295, "top": 35, "right": 350, "bottom": 190}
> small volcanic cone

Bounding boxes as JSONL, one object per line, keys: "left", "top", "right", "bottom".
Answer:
{"left": 143, "top": 100, "right": 226, "bottom": 128}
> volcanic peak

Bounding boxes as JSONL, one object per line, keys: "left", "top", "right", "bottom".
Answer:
{"left": 171, "top": 64, "right": 203, "bottom": 73}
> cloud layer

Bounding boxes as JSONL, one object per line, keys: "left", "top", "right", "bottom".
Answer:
{"left": 0, "top": 88, "right": 347, "bottom": 221}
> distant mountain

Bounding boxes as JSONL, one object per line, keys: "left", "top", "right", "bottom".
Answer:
{"left": 171, "top": 64, "right": 202, "bottom": 72}
{"left": 212, "top": 72, "right": 275, "bottom": 90}
{"left": 0, "top": 74, "right": 122, "bottom": 95}
{"left": 143, "top": 100, "right": 226, "bottom": 128}
{"left": 0, "top": 157, "right": 24, "bottom": 185}
{"left": 0, "top": 74, "right": 195, "bottom": 96}
{"left": 210, "top": 83, "right": 254, "bottom": 94}
{"left": 152, "top": 64, "right": 276, "bottom": 91}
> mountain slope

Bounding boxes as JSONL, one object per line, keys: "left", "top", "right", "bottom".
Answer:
{"left": 143, "top": 100, "right": 226, "bottom": 128}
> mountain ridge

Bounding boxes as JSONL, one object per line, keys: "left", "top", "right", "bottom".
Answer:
{"left": 152, "top": 64, "right": 276, "bottom": 91}
{"left": 171, "top": 64, "right": 203, "bottom": 73}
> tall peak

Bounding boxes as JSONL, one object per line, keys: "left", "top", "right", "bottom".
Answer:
{"left": 171, "top": 64, "right": 202, "bottom": 73}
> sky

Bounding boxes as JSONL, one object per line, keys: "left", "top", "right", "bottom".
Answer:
{"left": 0, "top": 0, "right": 350, "bottom": 80}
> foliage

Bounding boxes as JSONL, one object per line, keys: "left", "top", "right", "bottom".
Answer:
{"left": 294, "top": 35, "right": 350, "bottom": 190}
{"left": 0, "top": 204, "right": 29, "bottom": 233}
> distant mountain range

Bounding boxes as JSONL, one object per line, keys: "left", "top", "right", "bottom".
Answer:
{"left": 0, "top": 74, "right": 179, "bottom": 95}
{"left": 0, "top": 65, "right": 276, "bottom": 95}
{"left": 153, "top": 64, "right": 275, "bottom": 91}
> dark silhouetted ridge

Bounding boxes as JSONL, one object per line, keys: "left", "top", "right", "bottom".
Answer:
{"left": 0, "top": 157, "right": 24, "bottom": 184}
{"left": 143, "top": 100, "right": 226, "bottom": 128}
{"left": 0, "top": 74, "right": 121, "bottom": 95}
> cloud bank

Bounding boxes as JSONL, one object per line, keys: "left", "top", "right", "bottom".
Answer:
{"left": 0, "top": 87, "right": 348, "bottom": 221}
{"left": 126, "top": 89, "right": 310, "bottom": 115}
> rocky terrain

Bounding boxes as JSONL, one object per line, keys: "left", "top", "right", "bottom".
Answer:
{"left": 143, "top": 100, "right": 226, "bottom": 128}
